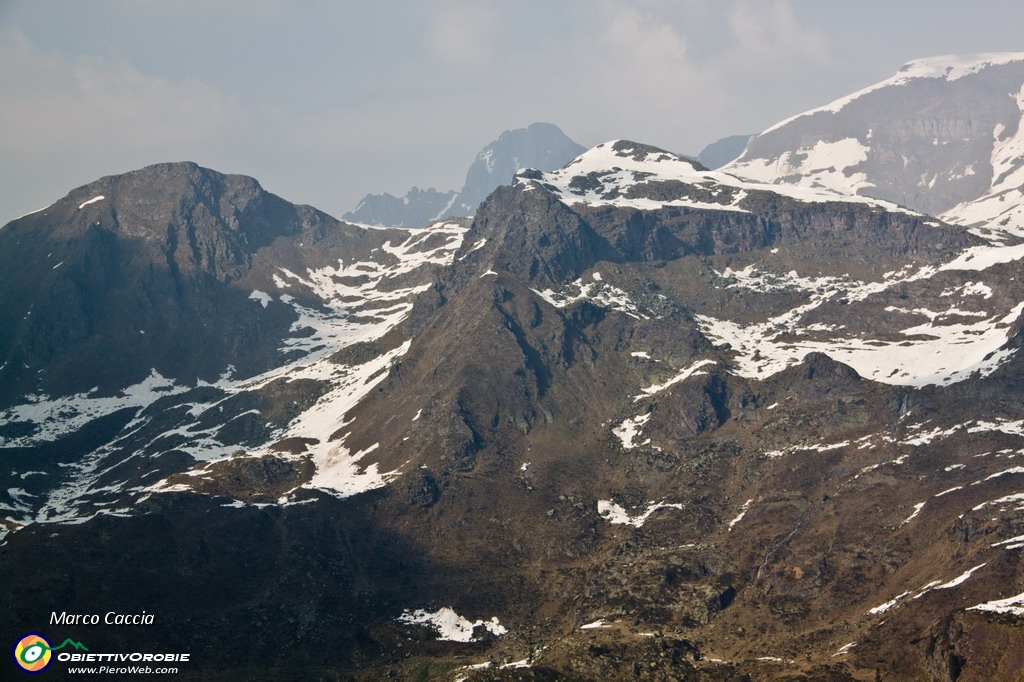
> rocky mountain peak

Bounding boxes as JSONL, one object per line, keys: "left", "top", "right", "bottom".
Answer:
{"left": 342, "top": 186, "right": 457, "bottom": 230}
{"left": 0, "top": 162, "right": 410, "bottom": 403}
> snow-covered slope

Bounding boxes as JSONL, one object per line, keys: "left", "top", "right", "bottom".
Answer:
{"left": 515, "top": 139, "right": 918, "bottom": 214}
{"left": 726, "top": 53, "right": 1024, "bottom": 237}
{"left": 506, "top": 141, "right": 1024, "bottom": 389}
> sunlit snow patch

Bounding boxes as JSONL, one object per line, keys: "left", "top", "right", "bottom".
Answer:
{"left": 728, "top": 499, "right": 753, "bottom": 530}
{"left": 398, "top": 608, "right": 507, "bottom": 642}
{"left": 934, "top": 563, "right": 987, "bottom": 591}
{"left": 612, "top": 413, "right": 651, "bottom": 449}
{"left": 833, "top": 643, "right": 856, "bottom": 657}
{"left": 696, "top": 253, "right": 1024, "bottom": 387}
{"left": 992, "top": 533, "right": 1024, "bottom": 550}
{"left": 903, "top": 502, "right": 926, "bottom": 524}
{"left": 533, "top": 276, "right": 650, "bottom": 319}
{"left": 597, "top": 499, "right": 684, "bottom": 527}
{"left": 78, "top": 195, "right": 105, "bottom": 209}
{"left": 968, "top": 591, "right": 1024, "bottom": 616}
{"left": 516, "top": 141, "right": 751, "bottom": 213}
{"left": 518, "top": 140, "right": 912, "bottom": 214}
{"left": 635, "top": 359, "right": 716, "bottom": 401}
{"left": 864, "top": 589, "right": 913, "bottom": 614}
{"left": 580, "top": 619, "right": 612, "bottom": 629}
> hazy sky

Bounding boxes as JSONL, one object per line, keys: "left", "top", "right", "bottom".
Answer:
{"left": 2, "top": 0, "right": 1023, "bottom": 223}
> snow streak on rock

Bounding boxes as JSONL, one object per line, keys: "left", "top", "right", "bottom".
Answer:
{"left": 597, "top": 499, "right": 685, "bottom": 527}
{"left": 4, "top": 222, "right": 467, "bottom": 525}
{"left": 695, "top": 244, "right": 1024, "bottom": 387}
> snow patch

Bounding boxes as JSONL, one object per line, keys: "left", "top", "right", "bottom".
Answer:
{"left": 580, "top": 619, "right": 611, "bottom": 629}
{"left": 869, "top": 592, "right": 910, "bottom": 615}
{"left": 696, "top": 255, "right": 1024, "bottom": 387}
{"left": 612, "top": 413, "right": 651, "bottom": 449}
{"left": 934, "top": 563, "right": 987, "bottom": 590}
{"left": 248, "top": 290, "right": 273, "bottom": 308}
{"left": 533, "top": 277, "right": 650, "bottom": 320}
{"left": 0, "top": 370, "right": 185, "bottom": 447}
{"left": 398, "top": 608, "right": 507, "bottom": 642}
{"left": 597, "top": 499, "right": 684, "bottom": 527}
{"left": 523, "top": 139, "right": 911, "bottom": 215}
{"left": 968, "top": 591, "right": 1024, "bottom": 616}
{"left": 902, "top": 502, "right": 926, "bottom": 524}
{"left": 728, "top": 499, "right": 753, "bottom": 530}
{"left": 635, "top": 359, "right": 717, "bottom": 401}
{"left": 78, "top": 195, "right": 105, "bottom": 209}
{"left": 992, "top": 533, "right": 1024, "bottom": 550}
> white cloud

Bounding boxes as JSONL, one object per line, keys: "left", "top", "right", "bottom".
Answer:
{"left": 0, "top": 27, "right": 240, "bottom": 154}
{"left": 0, "top": 26, "right": 253, "bottom": 221}
{"left": 598, "top": 4, "right": 689, "bottom": 67}
{"left": 727, "top": 0, "right": 830, "bottom": 63}
{"left": 428, "top": 1, "right": 500, "bottom": 70}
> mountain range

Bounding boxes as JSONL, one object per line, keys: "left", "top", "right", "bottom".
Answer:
{"left": 3, "top": 54, "right": 1024, "bottom": 681}
{"left": 343, "top": 122, "right": 587, "bottom": 228}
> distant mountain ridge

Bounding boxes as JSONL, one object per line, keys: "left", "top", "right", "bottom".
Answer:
{"left": 726, "top": 53, "right": 1024, "bottom": 238}
{"left": 344, "top": 122, "right": 585, "bottom": 227}
{"left": 696, "top": 133, "right": 753, "bottom": 169}
{"left": 343, "top": 186, "right": 456, "bottom": 231}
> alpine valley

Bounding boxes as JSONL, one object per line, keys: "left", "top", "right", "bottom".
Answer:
{"left": 4, "top": 54, "right": 1024, "bottom": 681}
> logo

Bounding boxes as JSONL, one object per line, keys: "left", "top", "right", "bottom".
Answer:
{"left": 12, "top": 633, "right": 88, "bottom": 674}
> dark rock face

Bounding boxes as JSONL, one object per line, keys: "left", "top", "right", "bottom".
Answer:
{"left": 451, "top": 177, "right": 976, "bottom": 295}
{"left": 455, "top": 185, "right": 604, "bottom": 286}
{"left": 0, "top": 162, "right": 404, "bottom": 404}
